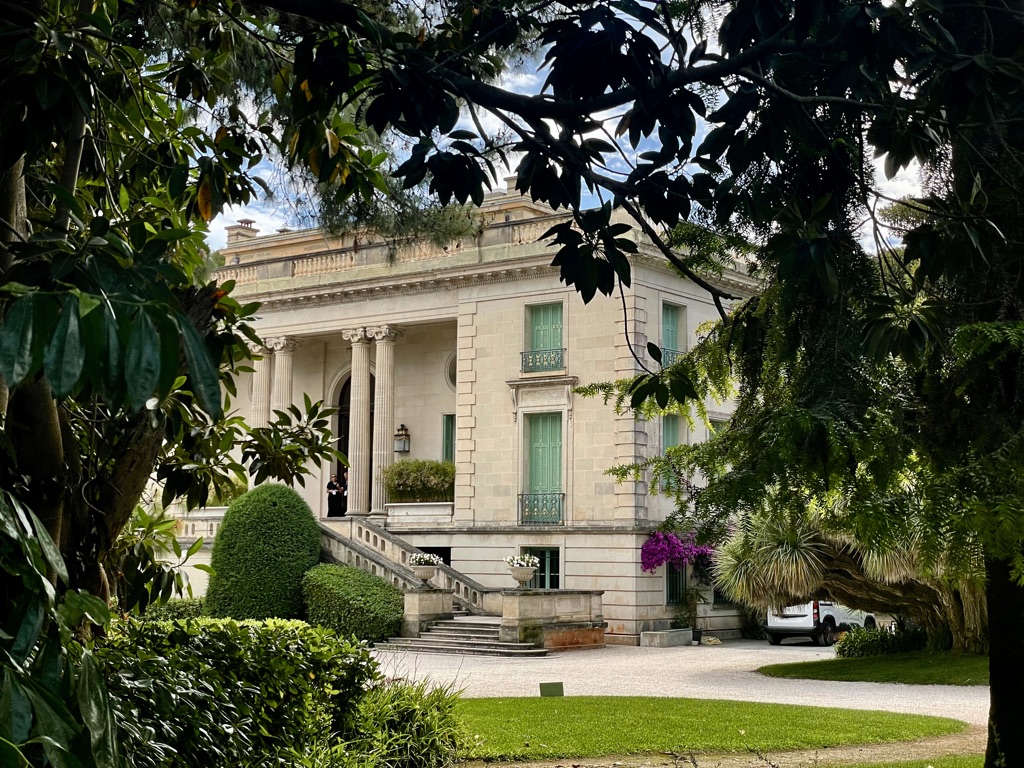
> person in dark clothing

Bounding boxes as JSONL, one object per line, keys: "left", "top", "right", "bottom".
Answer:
{"left": 326, "top": 473, "right": 345, "bottom": 517}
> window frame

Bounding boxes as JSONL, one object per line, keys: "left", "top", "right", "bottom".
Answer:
{"left": 441, "top": 413, "right": 455, "bottom": 463}
{"left": 524, "top": 546, "right": 561, "bottom": 589}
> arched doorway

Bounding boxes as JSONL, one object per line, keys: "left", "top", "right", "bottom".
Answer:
{"left": 337, "top": 374, "right": 375, "bottom": 488}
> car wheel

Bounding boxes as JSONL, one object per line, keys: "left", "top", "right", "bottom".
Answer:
{"left": 767, "top": 632, "right": 782, "bottom": 646}
{"left": 815, "top": 620, "right": 837, "bottom": 646}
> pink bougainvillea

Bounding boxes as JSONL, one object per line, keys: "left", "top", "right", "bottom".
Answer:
{"left": 640, "top": 530, "right": 713, "bottom": 573}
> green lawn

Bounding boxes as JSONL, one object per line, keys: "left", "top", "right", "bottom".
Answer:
{"left": 759, "top": 652, "right": 989, "bottom": 686}
{"left": 457, "top": 696, "right": 966, "bottom": 760}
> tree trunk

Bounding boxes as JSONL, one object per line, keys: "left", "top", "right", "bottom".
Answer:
{"left": 984, "top": 557, "right": 1024, "bottom": 767}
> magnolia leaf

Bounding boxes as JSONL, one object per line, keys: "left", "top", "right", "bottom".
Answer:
{"left": 175, "top": 312, "right": 223, "bottom": 419}
{"left": 43, "top": 297, "right": 84, "bottom": 398}
{"left": 124, "top": 312, "right": 161, "bottom": 411}
{"left": 0, "top": 295, "right": 37, "bottom": 387}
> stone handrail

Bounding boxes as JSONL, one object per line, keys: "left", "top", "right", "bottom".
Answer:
{"left": 319, "top": 520, "right": 501, "bottom": 614}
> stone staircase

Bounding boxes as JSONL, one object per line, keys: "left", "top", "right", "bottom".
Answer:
{"left": 376, "top": 617, "right": 549, "bottom": 657}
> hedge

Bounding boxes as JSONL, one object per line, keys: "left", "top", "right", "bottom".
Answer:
{"left": 205, "top": 483, "right": 321, "bottom": 619}
{"left": 142, "top": 597, "right": 205, "bottom": 621}
{"left": 835, "top": 624, "right": 929, "bottom": 658}
{"left": 97, "top": 617, "right": 378, "bottom": 767}
{"left": 347, "top": 679, "right": 468, "bottom": 768}
{"left": 382, "top": 459, "right": 455, "bottom": 503}
{"left": 303, "top": 564, "right": 404, "bottom": 643}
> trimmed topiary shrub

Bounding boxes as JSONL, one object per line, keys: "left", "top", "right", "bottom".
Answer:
{"left": 205, "top": 484, "right": 321, "bottom": 619}
{"left": 98, "top": 617, "right": 378, "bottom": 767}
{"left": 303, "top": 564, "right": 404, "bottom": 643}
{"left": 382, "top": 459, "right": 455, "bottom": 502}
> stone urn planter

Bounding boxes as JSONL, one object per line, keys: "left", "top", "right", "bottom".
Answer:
{"left": 509, "top": 566, "right": 537, "bottom": 588}
{"left": 411, "top": 565, "right": 437, "bottom": 584}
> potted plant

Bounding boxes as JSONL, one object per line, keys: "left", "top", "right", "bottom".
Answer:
{"left": 680, "top": 586, "right": 709, "bottom": 643}
{"left": 383, "top": 460, "right": 455, "bottom": 502}
{"left": 504, "top": 553, "right": 540, "bottom": 588}
{"left": 408, "top": 552, "right": 443, "bottom": 583}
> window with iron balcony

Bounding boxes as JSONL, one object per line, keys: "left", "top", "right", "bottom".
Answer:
{"left": 523, "top": 302, "right": 565, "bottom": 373}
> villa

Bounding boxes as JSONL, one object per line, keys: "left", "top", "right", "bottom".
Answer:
{"left": 210, "top": 178, "right": 754, "bottom": 644}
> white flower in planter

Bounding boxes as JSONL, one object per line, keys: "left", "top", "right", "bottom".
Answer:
{"left": 503, "top": 554, "right": 540, "bottom": 569}
{"left": 409, "top": 552, "right": 444, "bottom": 566}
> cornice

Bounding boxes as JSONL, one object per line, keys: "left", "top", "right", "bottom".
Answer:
{"left": 246, "top": 261, "right": 562, "bottom": 311}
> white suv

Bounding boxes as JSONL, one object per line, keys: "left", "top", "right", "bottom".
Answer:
{"left": 765, "top": 600, "right": 878, "bottom": 646}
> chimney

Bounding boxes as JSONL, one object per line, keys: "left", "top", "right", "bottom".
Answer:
{"left": 225, "top": 218, "right": 260, "bottom": 244}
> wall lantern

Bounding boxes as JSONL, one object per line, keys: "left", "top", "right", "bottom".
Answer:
{"left": 393, "top": 424, "right": 411, "bottom": 453}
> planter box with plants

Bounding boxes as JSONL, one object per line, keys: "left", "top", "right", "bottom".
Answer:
{"left": 383, "top": 460, "right": 455, "bottom": 527}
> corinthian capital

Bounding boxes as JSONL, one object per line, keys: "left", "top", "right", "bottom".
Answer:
{"left": 367, "top": 324, "right": 405, "bottom": 343}
{"left": 341, "top": 327, "right": 371, "bottom": 344}
{"left": 265, "top": 336, "right": 303, "bottom": 353}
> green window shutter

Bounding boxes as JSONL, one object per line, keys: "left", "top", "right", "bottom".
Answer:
{"left": 442, "top": 414, "right": 455, "bottom": 463}
{"left": 663, "top": 414, "right": 680, "bottom": 451}
{"left": 662, "top": 415, "right": 681, "bottom": 492}
{"left": 528, "top": 413, "right": 562, "bottom": 493}
{"left": 662, "top": 303, "right": 679, "bottom": 352}
{"left": 530, "top": 303, "right": 563, "bottom": 351}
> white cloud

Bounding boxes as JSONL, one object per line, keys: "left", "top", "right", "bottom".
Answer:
{"left": 207, "top": 203, "right": 289, "bottom": 251}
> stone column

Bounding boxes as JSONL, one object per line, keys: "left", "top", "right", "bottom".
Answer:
{"left": 249, "top": 343, "right": 272, "bottom": 428}
{"left": 343, "top": 328, "right": 372, "bottom": 517}
{"left": 369, "top": 325, "right": 404, "bottom": 519}
{"left": 267, "top": 336, "right": 302, "bottom": 414}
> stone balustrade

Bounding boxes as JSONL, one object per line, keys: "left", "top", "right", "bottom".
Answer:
{"left": 499, "top": 589, "right": 606, "bottom": 649}
{"left": 217, "top": 212, "right": 575, "bottom": 286}
{"left": 319, "top": 519, "right": 502, "bottom": 614}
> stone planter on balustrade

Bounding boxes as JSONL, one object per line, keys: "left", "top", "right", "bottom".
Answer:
{"left": 508, "top": 566, "right": 537, "bottom": 588}
{"left": 499, "top": 589, "right": 606, "bottom": 650}
{"left": 411, "top": 564, "right": 437, "bottom": 585}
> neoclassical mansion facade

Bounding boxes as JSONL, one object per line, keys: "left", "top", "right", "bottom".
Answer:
{"left": 215, "top": 179, "right": 753, "bottom": 643}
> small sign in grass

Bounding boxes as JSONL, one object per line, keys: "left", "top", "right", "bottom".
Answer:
{"left": 458, "top": 696, "right": 966, "bottom": 760}
{"left": 538, "top": 682, "right": 563, "bottom": 697}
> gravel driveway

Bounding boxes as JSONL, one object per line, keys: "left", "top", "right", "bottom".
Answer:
{"left": 374, "top": 638, "right": 990, "bottom": 727}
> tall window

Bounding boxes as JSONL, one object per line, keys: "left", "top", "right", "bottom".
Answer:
{"left": 442, "top": 413, "right": 455, "bottom": 463}
{"left": 662, "top": 302, "right": 685, "bottom": 365}
{"left": 523, "top": 302, "right": 564, "bottom": 372}
{"left": 666, "top": 561, "right": 687, "bottom": 605}
{"left": 520, "top": 412, "right": 563, "bottom": 524}
{"left": 662, "top": 414, "right": 683, "bottom": 491}
{"left": 524, "top": 547, "right": 560, "bottom": 589}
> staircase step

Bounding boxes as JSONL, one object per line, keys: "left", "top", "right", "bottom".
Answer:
{"left": 386, "top": 636, "right": 537, "bottom": 651}
{"left": 431, "top": 620, "right": 501, "bottom": 630}
{"left": 377, "top": 640, "right": 547, "bottom": 657}
{"left": 425, "top": 627, "right": 500, "bottom": 638}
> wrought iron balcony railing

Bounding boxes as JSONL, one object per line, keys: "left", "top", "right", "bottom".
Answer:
{"left": 661, "top": 347, "right": 683, "bottom": 366}
{"left": 518, "top": 493, "right": 565, "bottom": 525}
{"left": 521, "top": 348, "right": 565, "bottom": 373}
